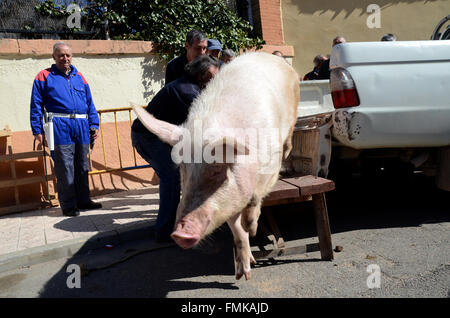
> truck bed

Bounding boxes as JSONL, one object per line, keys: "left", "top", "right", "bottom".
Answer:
{"left": 330, "top": 40, "right": 450, "bottom": 149}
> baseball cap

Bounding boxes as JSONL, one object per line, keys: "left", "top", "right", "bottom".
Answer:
{"left": 207, "top": 39, "right": 222, "bottom": 51}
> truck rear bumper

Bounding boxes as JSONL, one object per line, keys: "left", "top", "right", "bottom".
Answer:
{"left": 332, "top": 107, "right": 450, "bottom": 149}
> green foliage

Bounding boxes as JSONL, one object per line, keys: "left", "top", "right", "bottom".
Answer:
{"left": 117, "top": 0, "right": 265, "bottom": 61}
{"left": 34, "top": 0, "right": 265, "bottom": 61}
{"left": 35, "top": 0, "right": 68, "bottom": 19}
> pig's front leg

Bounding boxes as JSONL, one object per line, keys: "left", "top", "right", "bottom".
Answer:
{"left": 227, "top": 213, "right": 256, "bottom": 280}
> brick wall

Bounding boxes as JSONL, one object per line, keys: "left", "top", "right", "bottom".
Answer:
{"left": 252, "top": 0, "right": 284, "bottom": 45}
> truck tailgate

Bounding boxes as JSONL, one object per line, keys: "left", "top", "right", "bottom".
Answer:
{"left": 330, "top": 41, "right": 450, "bottom": 149}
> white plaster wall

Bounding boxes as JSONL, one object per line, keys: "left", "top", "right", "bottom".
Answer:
{"left": 0, "top": 54, "right": 166, "bottom": 132}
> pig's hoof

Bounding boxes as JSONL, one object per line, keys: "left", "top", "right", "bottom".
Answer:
{"left": 234, "top": 253, "right": 256, "bottom": 280}
{"left": 236, "top": 271, "right": 251, "bottom": 280}
{"left": 235, "top": 267, "right": 252, "bottom": 280}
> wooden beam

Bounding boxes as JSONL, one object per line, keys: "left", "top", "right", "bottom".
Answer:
{"left": 8, "top": 145, "right": 20, "bottom": 205}
{"left": 0, "top": 175, "right": 55, "bottom": 188}
{"left": 312, "top": 193, "right": 334, "bottom": 261}
{"left": 262, "top": 195, "right": 311, "bottom": 207}
{"left": 264, "top": 207, "right": 285, "bottom": 249}
{"left": 283, "top": 175, "right": 335, "bottom": 196}
{"left": 263, "top": 179, "right": 299, "bottom": 202}
{"left": 0, "top": 151, "right": 45, "bottom": 162}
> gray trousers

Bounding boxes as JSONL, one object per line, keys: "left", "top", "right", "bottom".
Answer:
{"left": 52, "top": 144, "right": 91, "bottom": 210}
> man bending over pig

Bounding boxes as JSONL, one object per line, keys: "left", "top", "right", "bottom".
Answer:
{"left": 131, "top": 55, "right": 220, "bottom": 242}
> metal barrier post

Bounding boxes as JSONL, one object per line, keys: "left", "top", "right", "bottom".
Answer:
{"left": 88, "top": 106, "right": 151, "bottom": 176}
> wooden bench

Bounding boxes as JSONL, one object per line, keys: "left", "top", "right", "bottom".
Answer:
{"left": 253, "top": 175, "right": 335, "bottom": 261}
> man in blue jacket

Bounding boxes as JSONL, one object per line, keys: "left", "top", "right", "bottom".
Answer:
{"left": 30, "top": 42, "right": 101, "bottom": 217}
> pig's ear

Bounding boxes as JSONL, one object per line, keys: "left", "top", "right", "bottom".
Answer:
{"left": 132, "top": 105, "right": 184, "bottom": 146}
{"left": 207, "top": 137, "right": 250, "bottom": 164}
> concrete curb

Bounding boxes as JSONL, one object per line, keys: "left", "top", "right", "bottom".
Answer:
{"left": 0, "top": 221, "right": 153, "bottom": 274}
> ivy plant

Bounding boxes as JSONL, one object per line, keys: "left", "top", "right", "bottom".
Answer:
{"left": 35, "top": 0, "right": 265, "bottom": 61}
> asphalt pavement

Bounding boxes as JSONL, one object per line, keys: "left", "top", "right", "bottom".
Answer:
{"left": 0, "top": 169, "right": 448, "bottom": 298}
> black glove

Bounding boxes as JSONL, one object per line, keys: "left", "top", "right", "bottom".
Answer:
{"left": 89, "top": 127, "right": 96, "bottom": 150}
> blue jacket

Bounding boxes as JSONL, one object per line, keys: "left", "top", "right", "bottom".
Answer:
{"left": 30, "top": 64, "right": 99, "bottom": 145}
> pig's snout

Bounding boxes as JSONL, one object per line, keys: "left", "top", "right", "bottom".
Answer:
{"left": 171, "top": 215, "right": 210, "bottom": 249}
{"left": 170, "top": 231, "right": 200, "bottom": 249}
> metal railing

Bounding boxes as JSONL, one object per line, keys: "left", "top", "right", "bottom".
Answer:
{"left": 88, "top": 106, "right": 151, "bottom": 175}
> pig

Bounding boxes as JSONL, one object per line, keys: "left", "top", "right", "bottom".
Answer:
{"left": 133, "top": 52, "right": 299, "bottom": 280}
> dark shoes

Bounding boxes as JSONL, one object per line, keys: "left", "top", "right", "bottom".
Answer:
{"left": 77, "top": 200, "right": 102, "bottom": 210}
{"left": 62, "top": 200, "right": 101, "bottom": 217}
{"left": 62, "top": 207, "right": 80, "bottom": 217}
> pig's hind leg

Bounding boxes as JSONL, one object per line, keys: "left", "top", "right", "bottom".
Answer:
{"left": 227, "top": 213, "right": 256, "bottom": 280}
{"left": 240, "top": 195, "right": 262, "bottom": 237}
{"left": 241, "top": 171, "right": 280, "bottom": 237}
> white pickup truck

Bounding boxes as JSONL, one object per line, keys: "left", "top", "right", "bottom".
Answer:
{"left": 297, "top": 40, "right": 450, "bottom": 191}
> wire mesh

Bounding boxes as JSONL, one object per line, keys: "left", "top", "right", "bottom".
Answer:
{"left": 0, "top": 0, "right": 92, "bottom": 39}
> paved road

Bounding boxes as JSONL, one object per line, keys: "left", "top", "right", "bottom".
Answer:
{"left": 0, "top": 171, "right": 448, "bottom": 298}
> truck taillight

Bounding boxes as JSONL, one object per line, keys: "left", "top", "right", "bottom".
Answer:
{"left": 330, "top": 68, "right": 360, "bottom": 108}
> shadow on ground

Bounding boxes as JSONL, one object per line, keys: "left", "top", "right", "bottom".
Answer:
{"left": 37, "top": 167, "right": 449, "bottom": 297}
{"left": 38, "top": 225, "right": 238, "bottom": 297}
{"left": 50, "top": 187, "right": 160, "bottom": 232}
